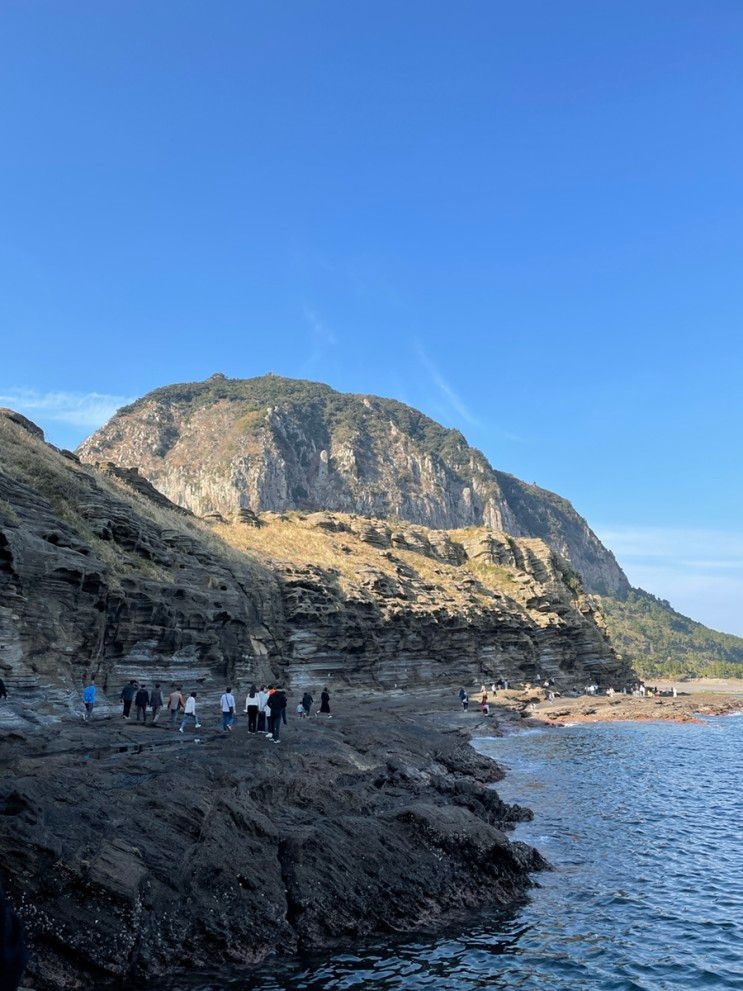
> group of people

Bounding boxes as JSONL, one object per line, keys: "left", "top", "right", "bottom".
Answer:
{"left": 80, "top": 677, "right": 332, "bottom": 743}
{"left": 458, "top": 680, "right": 513, "bottom": 713}
{"left": 457, "top": 687, "right": 491, "bottom": 714}
{"left": 116, "top": 681, "right": 166, "bottom": 722}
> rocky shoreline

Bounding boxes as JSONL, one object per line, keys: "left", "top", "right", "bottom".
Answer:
{"left": 1, "top": 689, "right": 544, "bottom": 990}
{"left": 486, "top": 683, "right": 743, "bottom": 728}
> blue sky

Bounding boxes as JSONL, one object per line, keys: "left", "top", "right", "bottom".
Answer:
{"left": 1, "top": 2, "right": 742, "bottom": 633}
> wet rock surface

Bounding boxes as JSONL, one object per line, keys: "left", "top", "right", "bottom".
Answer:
{"left": 0, "top": 692, "right": 544, "bottom": 989}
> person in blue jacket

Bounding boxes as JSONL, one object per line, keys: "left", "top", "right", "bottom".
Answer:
{"left": 83, "top": 678, "right": 96, "bottom": 721}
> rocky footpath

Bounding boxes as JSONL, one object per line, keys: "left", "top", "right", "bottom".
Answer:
{"left": 1, "top": 691, "right": 544, "bottom": 989}
{"left": 78, "top": 373, "right": 629, "bottom": 596}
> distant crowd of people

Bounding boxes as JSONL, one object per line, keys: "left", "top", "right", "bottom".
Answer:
{"left": 453, "top": 675, "right": 679, "bottom": 712}
{"left": 458, "top": 679, "right": 513, "bottom": 713}
{"left": 80, "top": 678, "right": 332, "bottom": 743}
{"left": 456, "top": 678, "right": 677, "bottom": 703}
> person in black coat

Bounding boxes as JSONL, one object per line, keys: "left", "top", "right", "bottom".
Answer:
{"left": 0, "top": 679, "right": 7, "bottom": 700}
{"left": 135, "top": 685, "right": 150, "bottom": 723}
{"left": 301, "top": 691, "right": 313, "bottom": 717}
{"left": 120, "top": 680, "right": 138, "bottom": 719}
{"left": 150, "top": 683, "right": 164, "bottom": 722}
{"left": 320, "top": 687, "right": 331, "bottom": 718}
{"left": 267, "top": 689, "right": 285, "bottom": 743}
{"left": 280, "top": 689, "right": 288, "bottom": 725}
{"left": 0, "top": 880, "right": 27, "bottom": 991}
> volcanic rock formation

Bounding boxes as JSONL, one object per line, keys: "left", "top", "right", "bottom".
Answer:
{"left": 78, "top": 375, "right": 629, "bottom": 596}
{"left": 1, "top": 408, "right": 627, "bottom": 735}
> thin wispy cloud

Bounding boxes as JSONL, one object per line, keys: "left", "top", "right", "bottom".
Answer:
{"left": 414, "top": 344, "right": 526, "bottom": 443}
{"left": 303, "top": 306, "right": 338, "bottom": 348}
{"left": 596, "top": 524, "right": 743, "bottom": 636}
{"left": 299, "top": 305, "right": 342, "bottom": 380}
{"left": 415, "top": 345, "right": 480, "bottom": 427}
{"left": 0, "top": 388, "right": 134, "bottom": 429}
{"left": 597, "top": 525, "right": 743, "bottom": 568}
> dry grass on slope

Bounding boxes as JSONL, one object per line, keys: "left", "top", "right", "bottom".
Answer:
{"left": 212, "top": 512, "right": 557, "bottom": 621}
{"left": 0, "top": 416, "right": 270, "bottom": 588}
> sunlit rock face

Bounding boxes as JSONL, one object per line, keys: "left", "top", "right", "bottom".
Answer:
{"left": 79, "top": 374, "right": 629, "bottom": 597}
{"left": 0, "top": 407, "right": 630, "bottom": 737}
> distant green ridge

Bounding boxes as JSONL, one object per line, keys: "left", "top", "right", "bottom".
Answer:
{"left": 600, "top": 588, "right": 743, "bottom": 679}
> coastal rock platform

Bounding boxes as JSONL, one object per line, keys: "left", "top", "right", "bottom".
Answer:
{"left": 0, "top": 690, "right": 544, "bottom": 989}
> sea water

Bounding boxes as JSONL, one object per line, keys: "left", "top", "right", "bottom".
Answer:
{"left": 162, "top": 716, "right": 743, "bottom": 990}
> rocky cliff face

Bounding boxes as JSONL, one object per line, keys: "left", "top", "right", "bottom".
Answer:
{"left": 78, "top": 374, "right": 629, "bottom": 597}
{"left": 213, "top": 511, "right": 627, "bottom": 692}
{"left": 1, "top": 408, "right": 628, "bottom": 736}
{"left": 0, "top": 409, "right": 626, "bottom": 987}
{"left": 0, "top": 411, "right": 284, "bottom": 732}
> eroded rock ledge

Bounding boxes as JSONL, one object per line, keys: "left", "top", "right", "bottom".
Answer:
{"left": 1, "top": 694, "right": 544, "bottom": 989}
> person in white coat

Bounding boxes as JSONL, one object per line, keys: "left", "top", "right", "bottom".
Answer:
{"left": 244, "top": 684, "right": 260, "bottom": 733}
{"left": 179, "top": 692, "right": 201, "bottom": 733}
{"left": 256, "top": 685, "right": 269, "bottom": 733}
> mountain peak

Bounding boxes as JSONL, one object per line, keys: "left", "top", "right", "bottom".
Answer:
{"left": 79, "top": 374, "right": 629, "bottom": 597}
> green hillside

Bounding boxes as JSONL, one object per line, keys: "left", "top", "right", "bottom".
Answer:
{"left": 601, "top": 588, "right": 743, "bottom": 679}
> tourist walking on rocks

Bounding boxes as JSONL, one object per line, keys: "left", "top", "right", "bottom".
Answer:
{"left": 82, "top": 678, "right": 96, "bottom": 721}
{"left": 320, "top": 687, "right": 331, "bottom": 718}
{"left": 267, "top": 687, "right": 284, "bottom": 742}
{"left": 221, "top": 687, "right": 236, "bottom": 732}
{"left": 256, "top": 685, "right": 269, "bottom": 732}
{"left": 150, "top": 683, "right": 164, "bottom": 722}
{"left": 0, "top": 678, "right": 7, "bottom": 700}
{"left": 461, "top": 691, "right": 469, "bottom": 711}
{"left": 135, "top": 685, "right": 150, "bottom": 723}
{"left": 167, "top": 687, "right": 184, "bottom": 725}
{"left": 179, "top": 692, "right": 201, "bottom": 733}
{"left": 301, "top": 691, "right": 313, "bottom": 717}
{"left": 279, "top": 687, "right": 288, "bottom": 725}
{"left": 264, "top": 686, "right": 276, "bottom": 737}
{"left": 120, "top": 680, "right": 137, "bottom": 719}
{"left": 244, "top": 685, "right": 259, "bottom": 732}
{"left": 458, "top": 687, "right": 466, "bottom": 703}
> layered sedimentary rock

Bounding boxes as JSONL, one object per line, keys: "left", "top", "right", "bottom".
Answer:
{"left": 1, "top": 409, "right": 628, "bottom": 735}
{"left": 78, "top": 374, "right": 629, "bottom": 596}
{"left": 0, "top": 408, "right": 621, "bottom": 988}
{"left": 0, "top": 412, "right": 283, "bottom": 732}
{"left": 212, "top": 512, "right": 626, "bottom": 691}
